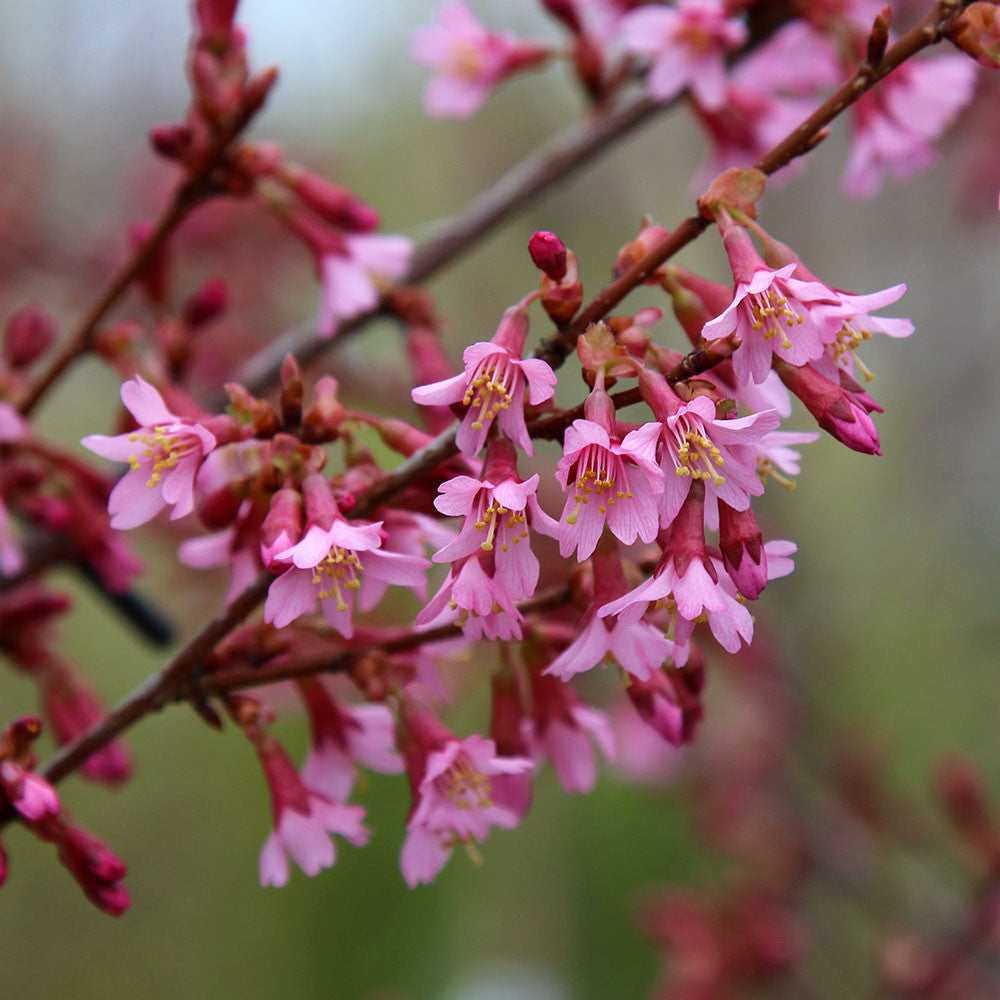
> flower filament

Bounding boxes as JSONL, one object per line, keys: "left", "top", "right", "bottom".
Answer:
{"left": 311, "top": 547, "right": 363, "bottom": 612}
{"left": 127, "top": 426, "right": 192, "bottom": 488}
{"left": 463, "top": 352, "right": 514, "bottom": 431}
{"left": 566, "top": 445, "right": 632, "bottom": 523}
{"left": 749, "top": 288, "right": 803, "bottom": 350}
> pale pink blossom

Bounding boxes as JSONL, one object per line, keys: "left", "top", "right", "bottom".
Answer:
{"left": 82, "top": 376, "right": 216, "bottom": 529}
{"left": 297, "top": 679, "right": 402, "bottom": 803}
{"left": 753, "top": 430, "right": 819, "bottom": 486}
{"left": 844, "top": 54, "right": 978, "bottom": 198}
{"left": 256, "top": 736, "right": 369, "bottom": 888}
{"left": 178, "top": 501, "right": 265, "bottom": 606}
{"left": 411, "top": 300, "right": 557, "bottom": 456}
{"left": 555, "top": 388, "right": 663, "bottom": 561}
{"left": 431, "top": 439, "right": 558, "bottom": 603}
{"left": 411, "top": 2, "right": 549, "bottom": 117}
{"left": 265, "top": 516, "right": 429, "bottom": 636}
{"left": 416, "top": 551, "right": 525, "bottom": 641}
{"left": 398, "top": 701, "right": 532, "bottom": 887}
{"left": 265, "top": 475, "right": 429, "bottom": 636}
{"left": 525, "top": 670, "right": 616, "bottom": 794}
{"left": 545, "top": 543, "right": 671, "bottom": 682}
{"left": 319, "top": 234, "right": 412, "bottom": 338}
{"left": 621, "top": 0, "right": 747, "bottom": 110}
{"left": 702, "top": 222, "right": 843, "bottom": 385}
{"left": 642, "top": 373, "right": 779, "bottom": 528}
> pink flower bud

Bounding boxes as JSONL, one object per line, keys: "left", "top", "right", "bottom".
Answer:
{"left": 260, "top": 488, "right": 303, "bottom": 569}
{"left": 288, "top": 170, "right": 380, "bottom": 233}
{"left": 182, "top": 278, "right": 228, "bottom": 328}
{"left": 4, "top": 305, "right": 57, "bottom": 369}
{"left": 719, "top": 501, "right": 767, "bottom": 600}
{"left": 42, "top": 817, "right": 131, "bottom": 916}
{"left": 528, "top": 231, "right": 568, "bottom": 281}
{"left": 194, "top": 0, "right": 239, "bottom": 44}
{"left": 148, "top": 123, "right": 192, "bottom": 161}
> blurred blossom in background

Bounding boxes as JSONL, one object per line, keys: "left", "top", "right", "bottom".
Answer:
{"left": 1, "top": 2, "right": 999, "bottom": 998}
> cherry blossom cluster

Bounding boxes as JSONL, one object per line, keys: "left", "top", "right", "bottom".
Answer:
{"left": 0, "top": 0, "right": 997, "bottom": 934}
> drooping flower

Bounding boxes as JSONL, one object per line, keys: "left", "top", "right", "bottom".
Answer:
{"left": 256, "top": 734, "right": 369, "bottom": 888}
{"left": 397, "top": 698, "right": 532, "bottom": 887}
{"left": 319, "top": 233, "right": 412, "bottom": 338}
{"left": 416, "top": 550, "right": 525, "bottom": 641}
{"left": 702, "top": 220, "right": 844, "bottom": 385}
{"left": 411, "top": 298, "right": 557, "bottom": 457}
{"left": 640, "top": 369, "right": 779, "bottom": 528}
{"left": 844, "top": 54, "right": 978, "bottom": 198}
{"left": 81, "top": 376, "right": 216, "bottom": 529}
{"left": 621, "top": 0, "right": 748, "bottom": 110}
{"left": 431, "top": 438, "right": 558, "bottom": 603}
{"left": 524, "top": 665, "right": 616, "bottom": 794}
{"left": 555, "top": 384, "right": 663, "bottom": 561}
{"left": 0, "top": 758, "right": 59, "bottom": 821}
{"left": 296, "top": 678, "right": 402, "bottom": 804}
{"left": 753, "top": 429, "right": 819, "bottom": 487}
{"left": 544, "top": 541, "right": 671, "bottom": 682}
{"left": 411, "top": 2, "right": 550, "bottom": 118}
{"left": 264, "top": 475, "right": 429, "bottom": 636}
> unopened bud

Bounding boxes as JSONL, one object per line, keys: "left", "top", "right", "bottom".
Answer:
{"left": 182, "top": 277, "right": 228, "bottom": 328}
{"left": 866, "top": 6, "right": 892, "bottom": 67}
{"left": 719, "top": 502, "right": 766, "bottom": 600}
{"left": 528, "top": 231, "right": 568, "bottom": 281}
{"left": 288, "top": 170, "right": 380, "bottom": 233}
{"left": 148, "top": 122, "right": 192, "bottom": 162}
{"left": 4, "top": 305, "right": 57, "bottom": 368}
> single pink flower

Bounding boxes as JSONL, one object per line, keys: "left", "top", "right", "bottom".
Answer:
{"left": 264, "top": 475, "right": 429, "bottom": 636}
{"left": 754, "top": 429, "right": 819, "bottom": 486}
{"left": 844, "top": 54, "right": 978, "bottom": 198}
{"left": 432, "top": 439, "right": 558, "bottom": 602}
{"left": 82, "top": 376, "right": 216, "bottom": 529}
{"left": 411, "top": 2, "right": 549, "bottom": 118}
{"left": 555, "top": 387, "right": 663, "bottom": 561}
{"left": 296, "top": 678, "right": 402, "bottom": 804}
{"left": 621, "top": 0, "right": 747, "bottom": 110}
{"left": 412, "top": 299, "right": 557, "bottom": 457}
{"left": 319, "top": 233, "right": 412, "bottom": 338}
{"left": 258, "top": 743, "right": 370, "bottom": 888}
{"left": 525, "top": 669, "right": 616, "bottom": 794}
{"left": 702, "top": 222, "right": 843, "bottom": 385}
{"left": 544, "top": 543, "right": 671, "bottom": 682}
{"left": 416, "top": 550, "right": 525, "bottom": 641}
{"left": 641, "top": 371, "right": 779, "bottom": 527}
{"left": 397, "top": 700, "right": 532, "bottom": 887}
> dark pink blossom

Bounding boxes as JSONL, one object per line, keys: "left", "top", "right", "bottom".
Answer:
{"left": 82, "top": 376, "right": 216, "bottom": 529}
{"left": 621, "top": 0, "right": 747, "bottom": 110}
{"left": 411, "top": 299, "right": 557, "bottom": 456}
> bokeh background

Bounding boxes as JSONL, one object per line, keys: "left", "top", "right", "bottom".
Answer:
{"left": 1, "top": 1, "right": 999, "bottom": 997}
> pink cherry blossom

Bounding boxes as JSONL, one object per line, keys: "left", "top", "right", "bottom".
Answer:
{"left": 754, "top": 429, "right": 819, "bottom": 486}
{"left": 256, "top": 736, "right": 369, "bottom": 888}
{"left": 398, "top": 700, "right": 532, "bottom": 887}
{"left": 265, "top": 514, "right": 429, "bottom": 636}
{"left": 319, "top": 233, "right": 412, "bottom": 338}
{"left": 431, "top": 439, "right": 558, "bottom": 603}
{"left": 545, "top": 543, "right": 671, "bottom": 682}
{"left": 81, "top": 376, "right": 216, "bottom": 529}
{"left": 621, "top": 0, "right": 748, "bottom": 110}
{"left": 702, "top": 222, "right": 843, "bottom": 385}
{"left": 525, "top": 670, "right": 616, "bottom": 794}
{"left": 411, "top": 299, "right": 557, "bottom": 457}
{"left": 642, "top": 374, "right": 779, "bottom": 528}
{"left": 844, "top": 54, "right": 978, "bottom": 198}
{"left": 179, "top": 501, "right": 265, "bottom": 606}
{"left": 555, "top": 389, "right": 663, "bottom": 561}
{"left": 411, "top": 2, "right": 549, "bottom": 118}
{"left": 297, "top": 679, "right": 402, "bottom": 804}
{"left": 416, "top": 551, "right": 525, "bottom": 641}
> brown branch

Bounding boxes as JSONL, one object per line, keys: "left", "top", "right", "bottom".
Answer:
{"left": 182, "top": 585, "right": 572, "bottom": 698}
{"left": 17, "top": 90, "right": 271, "bottom": 417}
{"left": 17, "top": 0, "right": 967, "bottom": 803}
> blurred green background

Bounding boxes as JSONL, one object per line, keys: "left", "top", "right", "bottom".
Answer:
{"left": 1, "top": 2, "right": 999, "bottom": 997}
